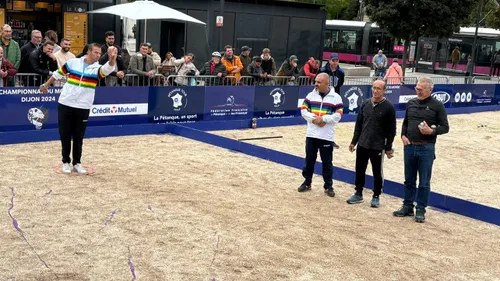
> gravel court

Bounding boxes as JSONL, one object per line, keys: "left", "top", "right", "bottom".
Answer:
{"left": 0, "top": 133, "right": 499, "bottom": 280}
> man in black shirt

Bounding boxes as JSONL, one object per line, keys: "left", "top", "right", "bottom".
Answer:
{"left": 347, "top": 80, "right": 396, "bottom": 207}
{"left": 393, "top": 77, "right": 449, "bottom": 223}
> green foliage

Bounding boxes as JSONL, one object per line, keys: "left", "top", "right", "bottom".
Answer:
{"left": 364, "top": 0, "right": 477, "bottom": 40}
{"left": 463, "top": 0, "right": 498, "bottom": 27}
{"left": 324, "top": 0, "right": 356, "bottom": 20}
{"left": 486, "top": 6, "right": 500, "bottom": 29}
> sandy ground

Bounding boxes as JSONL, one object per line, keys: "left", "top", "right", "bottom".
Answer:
{"left": 0, "top": 134, "right": 499, "bottom": 280}
{"left": 214, "top": 112, "right": 500, "bottom": 209}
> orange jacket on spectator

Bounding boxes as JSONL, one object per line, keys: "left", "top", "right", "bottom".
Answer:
{"left": 221, "top": 55, "right": 243, "bottom": 81}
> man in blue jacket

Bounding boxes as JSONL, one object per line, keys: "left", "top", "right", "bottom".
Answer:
{"left": 320, "top": 53, "right": 345, "bottom": 95}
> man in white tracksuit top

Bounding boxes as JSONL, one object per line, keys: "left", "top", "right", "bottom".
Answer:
{"left": 40, "top": 43, "right": 117, "bottom": 175}
{"left": 298, "top": 73, "right": 344, "bottom": 197}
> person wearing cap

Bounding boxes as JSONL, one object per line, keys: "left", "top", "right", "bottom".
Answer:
{"left": 239, "top": 46, "right": 252, "bottom": 77}
{"left": 320, "top": 53, "right": 345, "bottom": 94}
{"left": 276, "top": 55, "right": 300, "bottom": 84}
{"left": 247, "top": 56, "right": 265, "bottom": 85}
{"left": 146, "top": 43, "right": 162, "bottom": 68}
{"left": 199, "top": 51, "right": 227, "bottom": 86}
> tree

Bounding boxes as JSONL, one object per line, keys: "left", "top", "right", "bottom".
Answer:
{"left": 364, "top": 0, "right": 477, "bottom": 75}
{"left": 323, "top": 0, "right": 355, "bottom": 19}
{"left": 486, "top": 7, "right": 500, "bottom": 29}
{"left": 464, "top": 0, "right": 497, "bottom": 27}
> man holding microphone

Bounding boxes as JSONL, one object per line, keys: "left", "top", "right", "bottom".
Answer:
{"left": 40, "top": 44, "right": 117, "bottom": 174}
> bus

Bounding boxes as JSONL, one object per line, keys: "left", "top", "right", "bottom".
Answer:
{"left": 323, "top": 20, "right": 500, "bottom": 75}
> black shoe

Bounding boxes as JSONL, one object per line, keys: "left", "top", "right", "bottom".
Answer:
{"left": 324, "top": 188, "right": 335, "bottom": 197}
{"left": 298, "top": 183, "right": 311, "bottom": 192}
{"left": 415, "top": 209, "right": 425, "bottom": 223}
{"left": 393, "top": 205, "right": 414, "bottom": 217}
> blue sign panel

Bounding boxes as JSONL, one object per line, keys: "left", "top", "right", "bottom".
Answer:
{"left": 148, "top": 86, "right": 205, "bottom": 123}
{"left": 253, "top": 86, "right": 299, "bottom": 118}
{"left": 89, "top": 87, "right": 149, "bottom": 126}
{"left": 451, "top": 84, "right": 495, "bottom": 107}
{"left": 203, "top": 86, "right": 254, "bottom": 121}
{"left": 339, "top": 85, "right": 371, "bottom": 114}
{"left": 0, "top": 87, "right": 61, "bottom": 132}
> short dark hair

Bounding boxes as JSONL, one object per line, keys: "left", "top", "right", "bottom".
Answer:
{"left": 87, "top": 43, "right": 101, "bottom": 52}
{"left": 140, "top": 43, "right": 149, "bottom": 48}
{"left": 61, "top": 38, "right": 70, "bottom": 43}
{"left": 224, "top": 45, "right": 233, "bottom": 51}
{"left": 43, "top": 41, "right": 55, "bottom": 47}
{"left": 105, "top": 31, "right": 115, "bottom": 38}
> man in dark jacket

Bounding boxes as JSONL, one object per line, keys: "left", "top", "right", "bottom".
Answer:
{"left": 199, "top": 51, "right": 226, "bottom": 85}
{"left": 19, "top": 30, "right": 42, "bottom": 73}
{"left": 320, "top": 53, "right": 345, "bottom": 94}
{"left": 28, "top": 41, "right": 58, "bottom": 86}
{"left": 247, "top": 57, "right": 265, "bottom": 85}
{"left": 99, "top": 52, "right": 127, "bottom": 86}
{"left": 239, "top": 46, "right": 252, "bottom": 77}
{"left": 276, "top": 55, "right": 300, "bottom": 85}
{"left": 393, "top": 76, "right": 449, "bottom": 223}
{"left": 347, "top": 80, "right": 396, "bottom": 207}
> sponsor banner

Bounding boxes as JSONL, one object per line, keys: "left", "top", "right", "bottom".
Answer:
{"left": 89, "top": 103, "right": 148, "bottom": 117}
{"left": 89, "top": 87, "right": 149, "bottom": 126}
{"left": 385, "top": 84, "right": 402, "bottom": 106}
{"left": 203, "top": 86, "right": 254, "bottom": 121}
{"left": 253, "top": 86, "right": 299, "bottom": 118}
{"left": 0, "top": 87, "right": 61, "bottom": 132}
{"left": 451, "top": 84, "right": 495, "bottom": 107}
{"left": 148, "top": 86, "right": 205, "bottom": 123}
{"left": 431, "top": 85, "right": 453, "bottom": 108}
{"left": 340, "top": 85, "right": 371, "bottom": 114}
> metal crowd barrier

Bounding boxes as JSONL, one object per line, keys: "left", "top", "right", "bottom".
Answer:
{"left": 10, "top": 73, "right": 500, "bottom": 88}
{"left": 165, "top": 75, "right": 238, "bottom": 86}
{"left": 472, "top": 76, "right": 499, "bottom": 84}
{"left": 297, "top": 76, "right": 315, "bottom": 85}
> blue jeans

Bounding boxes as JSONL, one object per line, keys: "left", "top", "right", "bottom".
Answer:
{"left": 403, "top": 143, "right": 435, "bottom": 211}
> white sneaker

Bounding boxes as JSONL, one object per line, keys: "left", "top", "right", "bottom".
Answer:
{"left": 62, "top": 163, "right": 72, "bottom": 174}
{"left": 73, "top": 164, "right": 88, "bottom": 174}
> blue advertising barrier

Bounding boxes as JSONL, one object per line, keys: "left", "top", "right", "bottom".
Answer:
{"left": 89, "top": 86, "right": 149, "bottom": 127}
{"left": 339, "top": 85, "right": 372, "bottom": 115}
{"left": 1, "top": 84, "right": 500, "bottom": 134}
{"left": 0, "top": 87, "right": 61, "bottom": 132}
{"left": 203, "top": 86, "right": 254, "bottom": 121}
{"left": 148, "top": 86, "right": 205, "bottom": 123}
{"left": 253, "top": 86, "right": 299, "bottom": 118}
{"left": 0, "top": 86, "right": 149, "bottom": 132}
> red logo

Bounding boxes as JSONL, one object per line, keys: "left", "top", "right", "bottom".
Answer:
{"left": 111, "top": 106, "right": 118, "bottom": 113}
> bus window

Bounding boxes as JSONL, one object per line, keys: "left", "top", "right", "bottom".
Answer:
{"left": 341, "top": 30, "right": 357, "bottom": 52}
{"left": 324, "top": 30, "right": 332, "bottom": 48}
{"left": 369, "top": 31, "right": 383, "bottom": 55}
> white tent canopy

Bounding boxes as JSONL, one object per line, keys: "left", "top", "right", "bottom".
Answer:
{"left": 88, "top": 0, "right": 206, "bottom": 42}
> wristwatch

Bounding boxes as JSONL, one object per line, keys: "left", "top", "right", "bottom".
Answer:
{"left": 41, "top": 83, "right": 47, "bottom": 88}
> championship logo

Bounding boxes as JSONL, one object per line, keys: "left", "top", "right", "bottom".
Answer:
{"left": 27, "top": 107, "right": 49, "bottom": 130}
{"left": 270, "top": 88, "right": 286, "bottom": 108}
{"left": 344, "top": 86, "right": 364, "bottom": 111}
{"left": 168, "top": 88, "right": 188, "bottom": 112}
